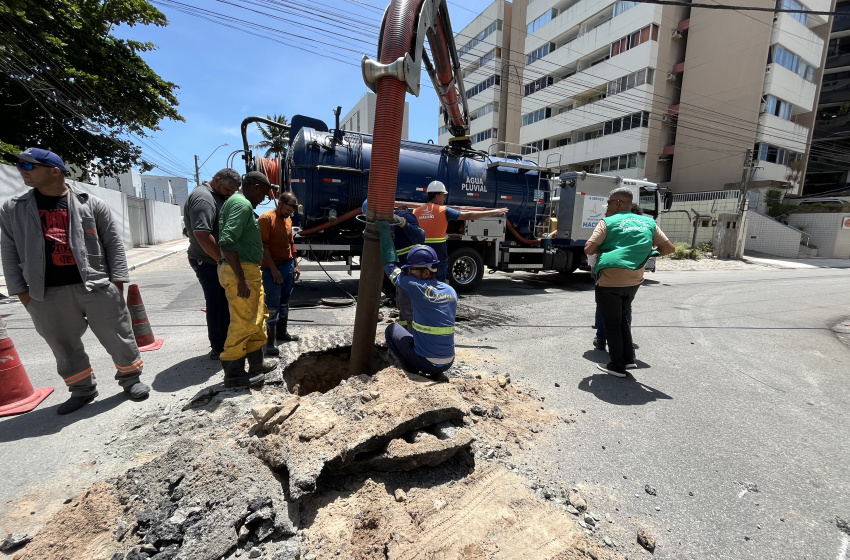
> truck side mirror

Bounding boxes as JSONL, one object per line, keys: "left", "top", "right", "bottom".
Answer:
{"left": 664, "top": 191, "right": 673, "bottom": 210}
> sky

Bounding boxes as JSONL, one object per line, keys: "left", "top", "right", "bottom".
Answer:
{"left": 117, "top": 0, "right": 496, "bottom": 212}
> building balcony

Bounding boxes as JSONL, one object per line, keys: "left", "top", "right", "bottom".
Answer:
{"left": 753, "top": 161, "right": 793, "bottom": 183}
{"left": 534, "top": 127, "right": 651, "bottom": 169}
{"left": 756, "top": 113, "right": 810, "bottom": 153}
{"left": 771, "top": 13, "right": 824, "bottom": 66}
{"left": 763, "top": 63, "right": 818, "bottom": 112}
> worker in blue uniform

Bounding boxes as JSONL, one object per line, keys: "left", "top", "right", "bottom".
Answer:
{"left": 362, "top": 200, "right": 425, "bottom": 332}
{"left": 377, "top": 221, "right": 457, "bottom": 380}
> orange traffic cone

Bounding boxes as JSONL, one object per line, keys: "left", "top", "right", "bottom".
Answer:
{"left": 127, "top": 284, "right": 164, "bottom": 351}
{"left": 0, "top": 315, "right": 54, "bottom": 417}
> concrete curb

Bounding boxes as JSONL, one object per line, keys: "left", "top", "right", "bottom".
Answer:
{"left": 128, "top": 246, "right": 188, "bottom": 272}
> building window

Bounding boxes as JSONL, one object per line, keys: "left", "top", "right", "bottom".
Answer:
{"left": 614, "top": 0, "right": 638, "bottom": 16}
{"left": 769, "top": 44, "right": 816, "bottom": 81}
{"left": 764, "top": 95, "right": 793, "bottom": 120}
{"left": 610, "top": 24, "right": 659, "bottom": 58}
{"left": 527, "top": 42, "right": 555, "bottom": 65}
{"left": 754, "top": 142, "right": 799, "bottom": 165}
{"left": 556, "top": 136, "right": 573, "bottom": 147}
{"left": 601, "top": 111, "right": 650, "bottom": 136}
{"left": 777, "top": 0, "right": 807, "bottom": 25}
{"left": 471, "top": 128, "right": 498, "bottom": 144}
{"left": 524, "top": 75, "right": 554, "bottom": 96}
{"left": 458, "top": 20, "right": 503, "bottom": 58}
{"left": 438, "top": 125, "right": 448, "bottom": 136}
{"left": 466, "top": 75, "right": 500, "bottom": 99}
{"left": 470, "top": 101, "right": 498, "bottom": 121}
{"left": 528, "top": 9, "right": 556, "bottom": 34}
{"left": 522, "top": 139, "right": 550, "bottom": 155}
{"left": 599, "top": 152, "right": 646, "bottom": 172}
{"left": 522, "top": 107, "right": 552, "bottom": 126}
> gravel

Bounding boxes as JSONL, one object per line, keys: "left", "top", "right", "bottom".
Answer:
{"left": 656, "top": 256, "right": 765, "bottom": 272}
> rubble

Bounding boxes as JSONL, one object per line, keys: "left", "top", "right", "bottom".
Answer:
{"left": 249, "top": 368, "right": 471, "bottom": 499}
{"left": 637, "top": 527, "right": 657, "bottom": 552}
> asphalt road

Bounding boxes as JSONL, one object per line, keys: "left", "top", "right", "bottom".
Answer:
{"left": 1, "top": 255, "right": 848, "bottom": 560}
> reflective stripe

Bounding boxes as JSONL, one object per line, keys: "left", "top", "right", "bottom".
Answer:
{"left": 115, "top": 358, "right": 144, "bottom": 372}
{"left": 396, "top": 245, "right": 416, "bottom": 256}
{"left": 425, "top": 237, "right": 447, "bottom": 243}
{"left": 398, "top": 320, "right": 408, "bottom": 326}
{"left": 389, "top": 268, "right": 402, "bottom": 283}
{"left": 427, "top": 355, "right": 454, "bottom": 365}
{"left": 64, "top": 367, "right": 93, "bottom": 385}
{"left": 412, "top": 321, "right": 455, "bottom": 335}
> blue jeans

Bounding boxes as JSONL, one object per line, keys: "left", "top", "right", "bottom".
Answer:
{"left": 436, "top": 260, "right": 449, "bottom": 283}
{"left": 262, "top": 259, "right": 295, "bottom": 325}
{"left": 595, "top": 307, "right": 632, "bottom": 341}
{"left": 189, "top": 258, "right": 230, "bottom": 353}
{"left": 385, "top": 323, "right": 453, "bottom": 379}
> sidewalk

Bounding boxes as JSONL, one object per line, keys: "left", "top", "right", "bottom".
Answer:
{"left": 744, "top": 251, "right": 850, "bottom": 269}
{"left": 0, "top": 238, "right": 189, "bottom": 296}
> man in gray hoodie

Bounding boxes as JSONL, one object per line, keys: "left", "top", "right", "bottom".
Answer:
{"left": 0, "top": 148, "right": 150, "bottom": 414}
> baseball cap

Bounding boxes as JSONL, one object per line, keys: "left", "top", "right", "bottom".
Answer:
{"left": 14, "top": 148, "right": 67, "bottom": 174}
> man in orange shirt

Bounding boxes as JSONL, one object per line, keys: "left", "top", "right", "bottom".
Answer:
{"left": 413, "top": 181, "right": 508, "bottom": 282}
{"left": 258, "top": 191, "right": 301, "bottom": 356}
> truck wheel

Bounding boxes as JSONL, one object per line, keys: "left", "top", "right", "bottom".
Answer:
{"left": 448, "top": 248, "right": 484, "bottom": 293}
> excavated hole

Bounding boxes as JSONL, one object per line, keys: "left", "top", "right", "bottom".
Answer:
{"left": 283, "top": 345, "right": 394, "bottom": 396}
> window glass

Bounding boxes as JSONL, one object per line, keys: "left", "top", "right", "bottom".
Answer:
{"left": 601, "top": 158, "right": 611, "bottom": 172}
{"left": 622, "top": 116, "right": 632, "bottom": 131}
{"left": 604, "top": 121, "right": 613, "bottom": 135}
{"left": 628, "top": 153, "right": 637, "bottom": 168}
{"left": 635, "top": 70, "right": 646, "bottom": 86}
{"left": 637, "top": 153, "right": 646, "bottom": 168}
{"left": 651, "top": 24, "right": 659, "bottom": 40}
{"left": 639, "top": 27, "right": 650, "bottom": 44}
{"left": 641, "top": 112, "right": 650, "bottom": 127}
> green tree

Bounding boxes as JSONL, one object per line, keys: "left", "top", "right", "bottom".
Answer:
{"left": 0, "top": 0, "right": 182, "bottom": 180}
{"left": 255, "top": 114, "right": 289, "bottom": 158}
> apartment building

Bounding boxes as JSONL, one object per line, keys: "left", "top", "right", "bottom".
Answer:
{"left": 804, "top": 0, "right": 850, "bottom": 195}
{"left": 342, "top": 92, "right": 410, "bottom": 139}
{"left": 448, "top": 0, "right": 832, "bottom": 193}
{"left": 437, "top": 0, "right": 526, "bottom": 151}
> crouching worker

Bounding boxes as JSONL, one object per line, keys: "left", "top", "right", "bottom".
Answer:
{"left": 377, "top": 221, "right": 457, "bottom": 380}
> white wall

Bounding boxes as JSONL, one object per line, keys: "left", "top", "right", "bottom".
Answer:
{"left": 787, "top": 213, "right": 850, "bottom": 259}
{"left": 144, "top": 199, "right": 183, "bottom": 244}
{"left": 744, "top": 210, "right": 802, "bottom": 258}
{"left": 658, "top": 193, "right": 740, "bottom": 245}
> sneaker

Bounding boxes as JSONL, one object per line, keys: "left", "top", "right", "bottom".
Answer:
{"left": 625, "top": 362, "right": 638, "bottom": 370}
{"left": 57, "top": 392, "right": 98, "bottom": 415}
{"left": 592, "top": 337, "right": 606, "bottom": 351}
{"left": 596, "top": 363, "right": 627, "bottom": 377}
{"left": 223, "top": 373, "right": 265, "bottom": 388}
{"left": 124, "top": 381, "right": 151, "bottom": 401}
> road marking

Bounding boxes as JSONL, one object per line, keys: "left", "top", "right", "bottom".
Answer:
{"left": 737, "top": 489, "right": 747, "bottom": 499}
{"left": 837, "top": 535, "right": 848, "bottom": 560}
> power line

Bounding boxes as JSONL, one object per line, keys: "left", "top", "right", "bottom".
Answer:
{"left": 636, "top": 0, "right": 846, "bottom": 16}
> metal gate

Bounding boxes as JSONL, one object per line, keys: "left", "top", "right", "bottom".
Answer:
{"left": 127, "top": 196, "right": 148, "bottom": 247}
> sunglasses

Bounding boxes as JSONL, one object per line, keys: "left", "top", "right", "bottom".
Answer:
{"left": 16, "top": 161, "right": 51, "bottom": 171}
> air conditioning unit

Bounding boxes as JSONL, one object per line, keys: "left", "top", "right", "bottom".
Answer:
{"left": 671, "top": 29, "right": 683, "bottom": 39}
{"left": 667, "top": 72, "right": 677, "bottom": 81}
{"left": 661, "top": 114, "right": 674, "bottom": 123}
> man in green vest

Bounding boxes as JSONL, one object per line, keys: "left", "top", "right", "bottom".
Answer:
{"left": 584, "top": 187, "right": 675, "bottom": 377}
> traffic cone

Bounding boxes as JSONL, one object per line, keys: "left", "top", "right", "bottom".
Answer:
{"left": 0, "top": 315, "right": 54, "bottom": 417}
{"left": 127, "top": 284, "right": 164, "bottom": 351}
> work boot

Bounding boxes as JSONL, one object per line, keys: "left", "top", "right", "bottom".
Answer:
{"left": 222, "top": 357, "right": 264, "bottom": 388}
{"left": 247, "top": 349, "right": 277, "bottom": 375}
{"left": 124, "top": 381, "right": 151, "bottom": 401}
{"left": 57, "top": 391, "right": 98, "bottom": 415}
{"left": 275, "top": 316, "right": 300, "bottom": 343}
{"left": 264, "top": 324, "right": 280, "bottom": 356}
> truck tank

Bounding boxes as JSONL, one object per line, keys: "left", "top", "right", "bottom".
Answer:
{"left": 285, "top": 121, "right": 551, "bottom": 241}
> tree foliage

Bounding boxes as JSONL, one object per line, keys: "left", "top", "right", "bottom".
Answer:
{"left": 255, "top": 114, "right": 289, "bottom": 159}
{"left": 0, "top": 0, "right": 183, "bottom": 180}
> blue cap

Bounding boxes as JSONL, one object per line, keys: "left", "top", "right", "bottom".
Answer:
{"left": 16, "top": 148, "right": 67, "bottom": 174}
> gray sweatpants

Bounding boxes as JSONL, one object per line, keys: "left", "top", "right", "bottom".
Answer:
{"left": 26, "top": 283, "right": 143, "bottom": 397}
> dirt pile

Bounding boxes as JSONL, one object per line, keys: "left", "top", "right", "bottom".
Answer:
{"left": 8, "top": 351, "right": 620, "bottom": 560}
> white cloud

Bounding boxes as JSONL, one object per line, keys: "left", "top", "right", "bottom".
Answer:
{"left": 220, "top": 127, "right": 240, "bottom": 137}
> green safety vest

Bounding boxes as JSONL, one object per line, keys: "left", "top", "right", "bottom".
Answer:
{"left": 594, "top": 211, "right": 657, "bottom": 275}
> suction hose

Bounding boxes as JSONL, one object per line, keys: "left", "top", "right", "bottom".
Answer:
{"left": 350, "top": 0, "right": 423, "bottom": 377}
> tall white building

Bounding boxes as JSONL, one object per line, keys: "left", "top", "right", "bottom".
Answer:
{"left": 342, "top": 92, "right": 410, "bottom": 139}
{"left": 444, "top": 0, "right": 832, "bottom": 193}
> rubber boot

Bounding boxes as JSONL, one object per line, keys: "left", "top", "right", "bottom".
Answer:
{"left": 247, "top": 349, "right": 277, "bottom": 375}
{"left": 275, "top": 315, "right": 300, "bottom": 343}
{"left": 264, "top": 323, "right": 280, "bottom": 356}
{"left": 222, "top": 356, "right": 264, "bottom": 388}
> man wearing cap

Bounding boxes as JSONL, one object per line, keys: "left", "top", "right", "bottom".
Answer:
{"left": 413, "top": 180, "right": 508, "bottom": 282}
{"left": 0, "top": 148, "right": 150, "bottom": 414}
{"left": 378, "top": 221, "right": 458, "bottom": 380}
{"left": 259, "top": 191, "right": 301, "bottom": 356}
{"left": 184, "top": 168, "right": 241, "bottom": 360}
{"left": 217, "top": 171, "right": 278, "bottom": 387}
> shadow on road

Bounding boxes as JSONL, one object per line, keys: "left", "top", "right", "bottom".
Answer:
{"left": 577, "top": 374, "right": 672, "bottom": 406}
{"left": 0, "top": 393, "right": 125, "bottom": 443}
{"left": 152, "top": 355, "right": 221, "bottom": 393}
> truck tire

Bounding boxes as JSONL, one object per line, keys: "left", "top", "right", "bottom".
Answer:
{"left": 448, "top": 247, "right": 484, "bottom": 293}
{"left": 557, "top": 248, "right": 580, "bottom": 275}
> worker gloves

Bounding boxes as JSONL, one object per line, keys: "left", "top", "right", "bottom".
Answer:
{"left": 377, "top": 221, "right": 398, "bottom": 265}
{"left": 396, "top": 215, "right": 407, "bottom": 229}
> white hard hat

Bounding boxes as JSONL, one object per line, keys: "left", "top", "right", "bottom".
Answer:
{"left": 426, "top": 180, "right": 448, "bottom": 194}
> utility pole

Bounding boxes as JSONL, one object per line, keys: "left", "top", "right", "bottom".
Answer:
{"left": 194, "top": 155, "right": 200, "bottom": 186}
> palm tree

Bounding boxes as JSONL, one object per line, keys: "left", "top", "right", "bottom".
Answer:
{"left": 255, "top": 114, "right": 289, "bottom": 158}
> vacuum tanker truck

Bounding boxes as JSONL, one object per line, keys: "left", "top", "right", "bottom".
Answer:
{"left": 242, "top": 113, "right": 672, "bottom": 293}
